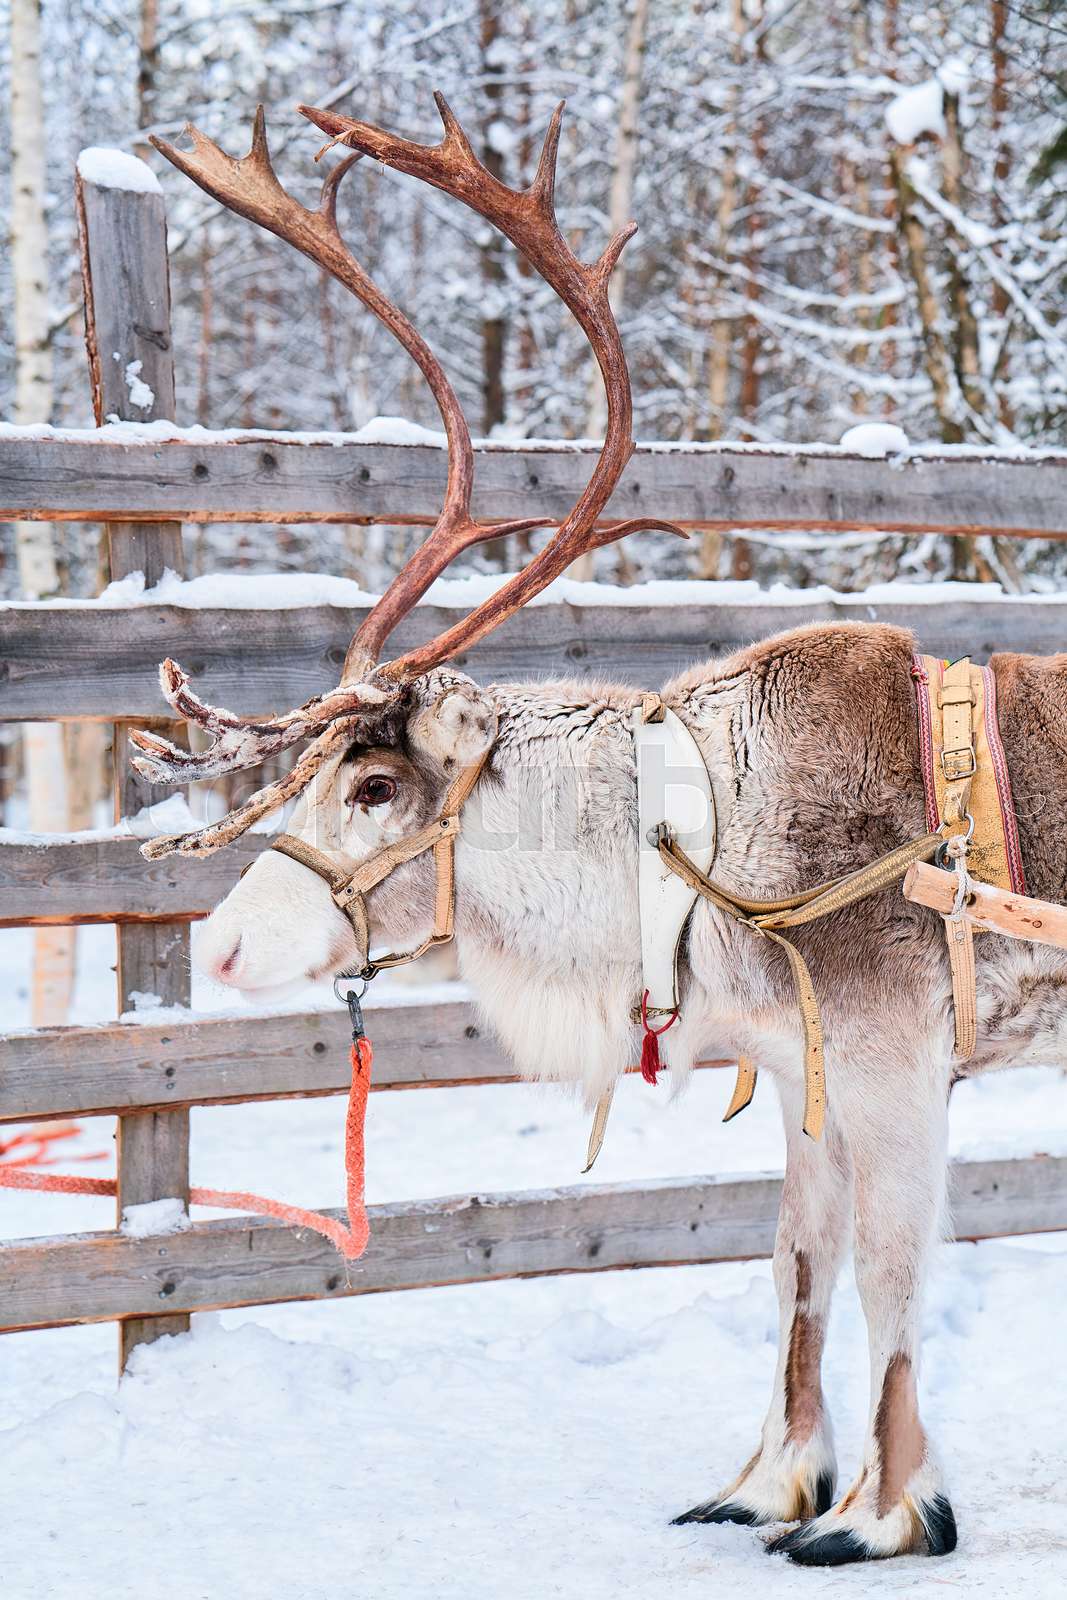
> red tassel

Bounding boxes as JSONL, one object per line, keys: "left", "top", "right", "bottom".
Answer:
{"left": 639, "top": 990, "right": 679, "bottom": 1085}
{"left": 640, "top": 1028, "right": 662, "bottom": 1085}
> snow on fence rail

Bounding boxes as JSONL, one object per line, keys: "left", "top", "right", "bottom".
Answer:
{"left": 2, "top": 425, "right": 1067, "bottom": 538}
{"left": 3, "top": 156, "right": 1067, "bottom": 1364}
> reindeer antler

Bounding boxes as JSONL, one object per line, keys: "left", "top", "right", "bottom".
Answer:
{"left": 135, "top": 107, "right": 549, "bottom": 798}
{"left": 137, "top": 95, "right": 685, "bottom": 858}
{"left": 302, "top": 95, "right": 685, "bottom": 681}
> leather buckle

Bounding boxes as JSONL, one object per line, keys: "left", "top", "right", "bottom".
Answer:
{"left": 941, "top": 746, "right": 977, "bottom": 780}
{"left": 936, "top": 686, "right": 975, "bottom": 708}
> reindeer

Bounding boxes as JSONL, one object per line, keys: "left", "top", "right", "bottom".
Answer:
{"left": 130, "top": 97, "right": 1067, "bottom": 1567}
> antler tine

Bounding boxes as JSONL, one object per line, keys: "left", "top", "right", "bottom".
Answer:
{"left": 141, "top": 715, "right": 366, "bottom": 860}
{"left": 126, "top": 660, "right": 394, "bottom": 786}
{"left": 127, "top": 657, "right": 394, "bottom": 785}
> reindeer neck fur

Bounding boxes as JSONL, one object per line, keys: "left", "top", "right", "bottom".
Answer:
{"left": 453, "top": 678, "right": 649, "bottom": 1102}
{"left": 448, "top": 665, "right": 771, "bottom": 1103}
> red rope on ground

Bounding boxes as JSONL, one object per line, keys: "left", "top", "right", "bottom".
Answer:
{"left": 0, "top": 1038, "right": 373, "bottom": 1262}
{"left": 0, "top": 1121, "right": 108, "bottom": 1168}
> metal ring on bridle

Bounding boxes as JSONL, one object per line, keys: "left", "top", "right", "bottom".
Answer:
{"left": 333, "top": 972, "right": 372, "bottom": 1005}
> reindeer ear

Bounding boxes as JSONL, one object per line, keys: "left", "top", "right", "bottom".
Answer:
{"left": 408, "top": 684, "right": 496, "bottom": 775}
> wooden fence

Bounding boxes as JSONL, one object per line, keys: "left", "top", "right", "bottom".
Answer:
{"left": 3, "top": 170, "right": 1067, "bottom": 1366}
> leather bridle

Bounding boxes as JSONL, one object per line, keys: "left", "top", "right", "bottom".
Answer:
{"left": 263, "top": 744, "right": 493, "bottom": 979}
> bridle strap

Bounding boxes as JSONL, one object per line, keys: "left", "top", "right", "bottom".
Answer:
{"left": 267, "top": 741, "right": 492, "bottom": 975}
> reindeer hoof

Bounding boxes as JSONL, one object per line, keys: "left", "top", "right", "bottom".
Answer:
{"left": 673, "top": 1470, "right": 834, "bottom": 1529}
{"left": 766, "top": 1494, "right": 958, "bottom": 1566}
{"left": 767, "top": 1524, "right": 869, "bottom": 1566}
{"left": 671, "top": 1500, "right": 766, "bottom": 1527}
{"left": 920, "top": 1494, "right": 959, "bottom": 1555}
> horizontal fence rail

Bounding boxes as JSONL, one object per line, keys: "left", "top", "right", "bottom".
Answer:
{"left": 0, "top": 1000, "right": 537, "bottom": 1121}
{"left": 2, "top": 435, "right": 1067, "bottom": 537}
{"left": 5, "top": 594, "right": 1067, "bottom": 723}
{"left": 0, "top": 833, "right": 260, "bottom": 926}
{"left": 0, "top": 1000, "right": 728, "bottom": 1123}
{"left": 3, "top": 1155, "right": 1064, "bottom": 1333}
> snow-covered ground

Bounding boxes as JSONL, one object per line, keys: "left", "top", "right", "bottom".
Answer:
{"left": 2, "top": 926, "right": 1066, "bottom": 1597}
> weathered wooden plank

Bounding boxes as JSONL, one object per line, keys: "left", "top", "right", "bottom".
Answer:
{"left": 75, "top": 175, "right": 178, "bottom": 427}
{"left": 2, "top": 435, "right": 1066, "bottom": 536}
{"left": 0, "top": 1001, "right": 509, "bottom": 1120}
{"left": 77, "top": 164, "right": 191, "bottom": 1361}
{"left": 1, "top": 1155, "right": 1062, "bottom": 1332}
{"left": 4, "top": 595, "right": 1066, "bottom": 722}
{"left": 0, "top": 832, "right": 261, "bottom": 926}
{"left": 0, "top": 1001, "right": 728, "bottom": 1123}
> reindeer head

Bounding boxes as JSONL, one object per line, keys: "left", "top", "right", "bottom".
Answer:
{"left": 195, "top": 670, "right": 495, "bottom": 1000}
{"left": 132, "top": 94, "right": 684, "bottom": 1002}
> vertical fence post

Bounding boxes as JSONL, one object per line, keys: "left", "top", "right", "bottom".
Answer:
{"left": 76, "top": 156, "right": 191, "bottom": 1367}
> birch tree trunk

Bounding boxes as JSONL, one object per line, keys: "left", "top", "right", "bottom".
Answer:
{"left": 136, "top": 0, "right": 160, "bottom": 160}
{"left": 738, "top": 0, "right": 765, "bottom": 447}
{"left": 942, "top": 91, "right": 985, "bottom": 424}
{"left": 11, "top": 0, "right": 75, "bottom": 1023}
{"left": 584, "top": 0, "right": 649, "bottom": 445}
{"left": 11, "top": 0, "right": 58, "bottom": 597}
{"left": 989, "top": 0, "right": 1013, "bottom": 429}
{"left": 479, "top": 0, "right": 507, "bottom": 437}
{"left": 576, "top": 0, "right": 649, "bottom": 577}
{"left": 706, "top": 0, "right": 743, "bottom": 443}
{"left": 843, "top": 1, "right": 874, "bottom": 416}
{"left": 889, "top": 145, "right": 963, "bottom": 444}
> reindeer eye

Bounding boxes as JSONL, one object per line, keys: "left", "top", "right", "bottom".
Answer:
{"left": 354, "top": 774, "right": 397, "bottom": 807}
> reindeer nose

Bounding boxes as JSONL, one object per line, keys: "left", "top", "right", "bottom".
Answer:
{"left": 213, "top": 936, "right": 243, "bottom": 984}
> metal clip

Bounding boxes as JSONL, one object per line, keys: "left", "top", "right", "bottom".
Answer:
{"left": 333, "top": 971, "right": 374, "bottom": 1039}
{"left": 934, "top": 810, "right": 975, "bottom": 867}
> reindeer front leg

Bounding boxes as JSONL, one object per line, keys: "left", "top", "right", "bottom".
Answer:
{"left": 674, "top": 1076, "right": 851, "bottom": 1528}
{"left": 770, "top": 1050, "right": 957, "bottom": 1565}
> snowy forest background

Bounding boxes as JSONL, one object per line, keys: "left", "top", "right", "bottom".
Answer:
{"left": 2, "top": 0, "right": 1066, "bottom": 603}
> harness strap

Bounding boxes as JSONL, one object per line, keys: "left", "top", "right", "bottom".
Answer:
{"left": 722, "top": 1056, "right": 758, "bottom": 1122}
{"left": 915, "top": 654, "right": 998, "bottom": 1060}
{"left": 657, "top": 829, "right": 942, "bottom": 1138}
{"left": 270, "top": 741, "right": 492, "bottom": 976}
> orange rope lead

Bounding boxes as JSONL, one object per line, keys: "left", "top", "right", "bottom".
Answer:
{"left": 0, "top": 1038, "right": 373, "bottom": 1262}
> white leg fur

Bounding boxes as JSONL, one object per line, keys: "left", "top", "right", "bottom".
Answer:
{"left": 769, "top": 1045, "right": 957, "bottom": 1565}
{"left": 674, "top": 1074, "right": 851, "bottom": 1527}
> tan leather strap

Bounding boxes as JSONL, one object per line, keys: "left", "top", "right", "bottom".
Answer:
{"left": 657, "top": 830, "right": 942, "bottom": 1139}
{"left": 722, "top": 1056, "right": 758, "bottom": 1123}
{"left": 936, "top": 657, "right": 976, "bottom": 826}
{"left": 944, "top": 908, "right": 977, "bottom": 1058}
{"left": 917, "top": 655, "right": 998, "bottom": 1059}
{"left": 270, "top": 742, "right": 492, "bottom": 976}
{"left": 582, "top": 1086, "right": 616, "bottom": 1173}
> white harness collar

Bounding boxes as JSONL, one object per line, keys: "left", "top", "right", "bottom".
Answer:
{"left": 583, "top": 692, "right": 716, "bottom": 1170}
{"left": 632, "top": 692, "right": 717, "bottom": 1019}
